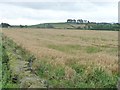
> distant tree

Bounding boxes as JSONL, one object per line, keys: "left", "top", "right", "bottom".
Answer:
{"left": 20, "top": 25, "right": 24, "bottom": 28}
{"left": 25, "top": 25, "right": 28, "bottom": 28}
{"left": 67, "top": 19, "right": 72, "bottom": 23}
{"left": 90, "top": 23, "right": 120, "bottom": 31}
{"left": 1, "top": 23, "right": 11, "bottom": 28}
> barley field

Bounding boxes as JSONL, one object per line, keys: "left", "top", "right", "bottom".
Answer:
{"left": 2, "top": 28, "right": 118, "bottom": 88}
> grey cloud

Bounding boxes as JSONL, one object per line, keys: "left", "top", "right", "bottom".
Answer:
{"left": 1, "top": 2, "right": 98, "bottom": 12}
{"left": 0, "top": 0, "right": 118, "bottom": 24}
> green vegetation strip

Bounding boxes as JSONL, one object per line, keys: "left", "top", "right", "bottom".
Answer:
{"left": 36, "top": 58, "right": 118, "bottom": 88}
{"left": 0, "top": 32, "right": 2, "bottom": 88}
{"left": 48, "top": 44, "right": 102, "bottom": 54}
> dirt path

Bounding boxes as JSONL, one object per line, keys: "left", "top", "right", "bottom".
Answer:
{"left": 3, "top": 36, "right": 46, "bottom": 88}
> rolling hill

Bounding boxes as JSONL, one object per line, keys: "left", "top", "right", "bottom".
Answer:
{"left": 28, "top": 22, "right": 120, "bottom": 31}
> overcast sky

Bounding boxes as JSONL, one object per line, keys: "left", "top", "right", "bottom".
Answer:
{"left": 0, "top": 0, "right": 119, "bottom": 25}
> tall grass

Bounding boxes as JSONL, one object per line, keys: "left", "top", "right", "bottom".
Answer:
{"left": 2, "top": 28, "right": 118, "bottom": 88}
{"left": 36, "top": 58, "right": 118, "bottom": 88}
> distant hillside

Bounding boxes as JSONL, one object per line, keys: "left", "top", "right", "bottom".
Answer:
{"left": 29, "top": 22, "right": 95, "bottom": 29}
{"left": 1, "top": 22, "right": 120, "bottom": 31}
{"left": 29, "top": 23, "right": 74, "bottom": 29}
{"left": 29, "top": 22, "right": 120, "bottom": 31}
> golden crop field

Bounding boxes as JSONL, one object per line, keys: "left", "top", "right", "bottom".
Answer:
{"left": 2, "top": 28, "right": 118, "bottom": 88}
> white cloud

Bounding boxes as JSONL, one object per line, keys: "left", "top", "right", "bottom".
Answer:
{"left": 0, "top": 0, "right": 119, "bottom": 25}
{"left": 0, "top": 0, "right": 119, "bottom": 2}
